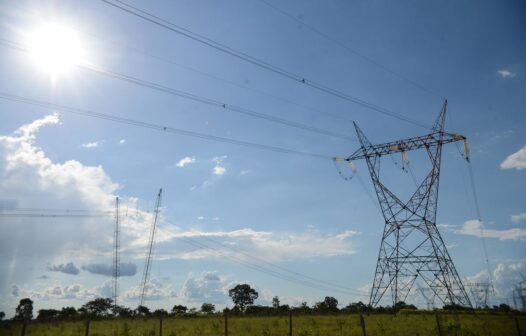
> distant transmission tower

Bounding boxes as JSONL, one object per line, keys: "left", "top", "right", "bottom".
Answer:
{"left": 112, "top": 197, "right": 120, "bottom": 310}
{"left": 468, "top": 282, "right": 490, "bottom": 308}
{"left": 417, "top": 285, "right": 436, "bottom": 310}
{"left": 139, "top": 189, "right": 162, "bottom": 307}
{"left": 338, "top": 101, "right": 472, "bottom": 308}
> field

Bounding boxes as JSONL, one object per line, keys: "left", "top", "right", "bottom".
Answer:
{"left": 1, "top": 313, "right": 525, "bottom": 336}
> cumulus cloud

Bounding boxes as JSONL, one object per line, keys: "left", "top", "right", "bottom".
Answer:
{"left": 160, "top": 228, "right": 360, "bottom": 262}
{"left": 176, "top": 156, "right": 196, "bottom": 168}
{"left": 179, "top": 272, "right": 234, "bottom": 303}
{"left": 28, "top": 281, "right": 113, "bottom": 301}
{"left": 81, "top": 262, "right": 137, "bottom": 277}
{"left": 465, "top": 262, "right": 525, "bottom": 299}
{"left": 213, "top": 166, "right": 226, "bottom": 176}
{"left": 80, "top": 142, "right": 98, "bottom": 148}
{"left": 47, "top": 262, "right": 80, "bottom": 275}
{"left": 456, "top": 219, "right": 526, "bottom": 241}
{"left": 119, "top": 139, "right": 126, "bottom": 144}
{"left": 211, "top": 155, "right": 227, "bottom": 176}
{"left": 497, "top": 69, "right": 517, "bottom": 79}
{"left": 511, "top": 213, "right": 526, "bottom": 223}
{"left": 501, "top": 145, "right": 526, "bottom": 170}
{"left": 123, "top": 278, "right": 177, "bottom": 301}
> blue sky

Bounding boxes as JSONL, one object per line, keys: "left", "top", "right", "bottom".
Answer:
{"left": 0, "top": 0, "right": 525, "bottom": 316}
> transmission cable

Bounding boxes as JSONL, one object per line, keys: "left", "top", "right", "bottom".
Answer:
{"left": 100, "top": 0, "right": 432, "bottom": 129}
{"left": 176, "top": 235, "right": 366, "bottom": 297}
{"left": 255, "top": 0, "right": 445, "bottom": 100}
{"left": 76, "top": 26, "right": 355, "bottom": 125}
{"left": 0, "top": 38, "right": 354, "bottom": 142}
{"left": 200, "top": 235, "right": 359, "bottom": 293}
{"left": 0, "top": 92, "right": 333, "bottom": 160}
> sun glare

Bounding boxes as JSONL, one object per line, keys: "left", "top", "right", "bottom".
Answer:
{"left": 27, "top": 23, "right": 85, "bottom": 76}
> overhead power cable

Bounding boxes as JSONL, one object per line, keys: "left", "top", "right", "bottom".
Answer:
{"left": 77, "top": 27, "right": 355, "bottom": 125}
{"left": 176, "top": 235, "right": 367, "bottom": 297}
{"left": 0, "top": 38, "right": 355, "bottom": 142}
{"left": 200, "top": 235, "right": 359, "bottom": 293}
{"left": 100, "top": 0, "right": 432, "bottom": 129}
{"left": 0, "top": 92, "right": 333, "bottom": 160}
{"left": 256, "top": 0, "right": 444, "bottom": 100}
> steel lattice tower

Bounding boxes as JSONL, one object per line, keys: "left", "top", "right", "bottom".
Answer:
{"left": 112, "top": 197, "right": 120, "bottom": 310}
{"left": 342, "top": 101, "right": 472, "bottom": 308}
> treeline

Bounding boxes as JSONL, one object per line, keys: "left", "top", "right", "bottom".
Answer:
{"left": 0, "top": 283, "right": 519, "bottom": 322}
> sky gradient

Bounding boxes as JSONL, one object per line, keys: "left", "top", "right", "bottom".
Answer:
{"left": 0, "top": 0, "right": 525, "bottom": 316}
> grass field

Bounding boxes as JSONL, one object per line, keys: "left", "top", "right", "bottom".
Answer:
{"left": 1, "top": 313, "right": 525, "bottom": 336}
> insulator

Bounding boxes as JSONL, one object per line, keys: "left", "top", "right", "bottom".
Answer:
{"left": 348, "top": 160, "right": 357, "bottom": 173}
{"left": 463, "top": 140, "right": 470, "bottom": 161}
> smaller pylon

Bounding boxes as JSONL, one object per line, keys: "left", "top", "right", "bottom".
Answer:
{"left": 468, "top": 282, "right": 490, "bottom": 308}
{"left": 112, "top": 197, "right": 120, "bottom": 311}
{"left": 417, "top": 285, "right": 436, "bottom": 310}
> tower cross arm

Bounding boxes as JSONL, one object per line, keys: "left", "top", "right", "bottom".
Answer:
{"left": 345, "top": 131, "right": 466, "bottom": 161}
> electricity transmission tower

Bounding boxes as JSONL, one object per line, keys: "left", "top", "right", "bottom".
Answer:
{"left": 339, "top": 101, "right": 472, "bottom": 308}
{"left": 468, "top": 282, "right": 490, "bottom": 308}
{"left": 417, "top": 285, "right": 436, "bottom": 310}
{"left": 112, "top": 197, "right": 120, "bottom": 310}
{"left": 139, "top": 189, "right": 162, "bottom": 307}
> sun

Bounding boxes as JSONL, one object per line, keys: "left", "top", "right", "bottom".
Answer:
{"left": 27, "top": 23, "right": 85, "bottom": 76}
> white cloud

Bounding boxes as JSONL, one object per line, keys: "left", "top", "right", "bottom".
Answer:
{"left": 179, "top": 272, "right": 234, "bottom": 304}
{"left": 80, "top": 142, "right": 98, "bottom": 148}
{"left": 497, "top": 69, "right": 517, "bottom": 79}
{"left": 501, "top": 145, "right": 526, "bottom": 170}
{"left": 213, "top": 166, "right": 226, "bottom": 175}
{"left": 122, "top": 278, "right": 177, "bottom": 301}
{"left": 13, "top": 281, "right": 113, "bottom": 301}
{"left": 176, "top": 156, "right": 196, "bottom": 168}
{"left": 211, "top": 155, "right": 227, "bottom": 176}
{"left": 511, "top": 213, "right": 526, "bottom": 223}
{"left": 160, "top": 228, "right": 360, "bottom": 262}
{"left": 119, "top": 139, "right": 126, "bottom": 144}
{"left": 456, "top": 219, "right": 526, "bottom": 241}
{"left": 0, "top": 114, "right": 166, "bottom": 293}
{"left": 465, "top": 262, "right": 525, "bottom": 300}
{"left": 239, "top": 170, "right": 251, "bottom": 176}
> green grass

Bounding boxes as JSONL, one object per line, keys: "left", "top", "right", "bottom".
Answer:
{"left": 1, "top": 313, "right": 524, "bottom": 336}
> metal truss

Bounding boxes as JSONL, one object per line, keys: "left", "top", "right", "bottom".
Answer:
{"left": 344, "top": 101, "right": 472, "bottom": 308}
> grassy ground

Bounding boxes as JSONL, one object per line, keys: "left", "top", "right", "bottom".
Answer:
{"left": 1, "top": 313, "right": 525, "bottom": 336}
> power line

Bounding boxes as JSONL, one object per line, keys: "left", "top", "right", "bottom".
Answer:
{"left": 200, "top": 235, "right": 358, "bottom": 293}
{"left": 255, "top": 0, "right": 445, "bottom": 100}
{"left": 0, "top": 38, "right": 355, "bottom": 142}
{"left": 0, "top": 92, "right": 333, "bottom": 160}
{"left": 78, "top": 26, "right": 355, "bottom": 125}
{"left": 176, "top": 235, "right": 367, "bottom": 297}
{"left": 100, "top": 0, "right": 432, "bottom": 129}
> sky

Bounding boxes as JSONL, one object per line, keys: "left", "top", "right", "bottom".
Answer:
{"left": 0, "top": 0, "right": 525, "bottom": 317}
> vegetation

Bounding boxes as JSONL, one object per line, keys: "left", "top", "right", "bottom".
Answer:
{"left": 0, "top": 312, "right": 524, "bottom": 336}
{"left": 1, "top": 286, "right": 524, "bottom": 335}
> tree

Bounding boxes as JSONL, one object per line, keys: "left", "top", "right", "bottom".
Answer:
{"left": 201, "top": 303, "right": 215, "bottom": 314}
{"left": 136, "top": 305, "right": 150, "bottom": 317}
{"left": 59, "top": 307, "right": 78, "bottom": 320}
{"left": 14, "top": 298, "right": 33, "bottom": 321}
{"left": 0, "top": 311, "right": 5, "bottom": 321}
{"left": 228, "top": 284, "right": 258, "bottom": 311}
{"left": 272, "top": 296, "right": 280, "bottom": 309}
{"left": 153, "top": 309, "right": 168, "bottom": 317}
{"left": 171, "top": 305, "right": 188, "bottom": 315}
{"left": 314, "top": 296, "right": 339, "bottom": 314}
{"left": 37, "top": 309, "right": 60, "bottom": 320}
{"left": 323, "top": 297, "right": 338, "bottom": 311}
{"left": 80, "top": 298, "right": 113, "bottom": 318}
